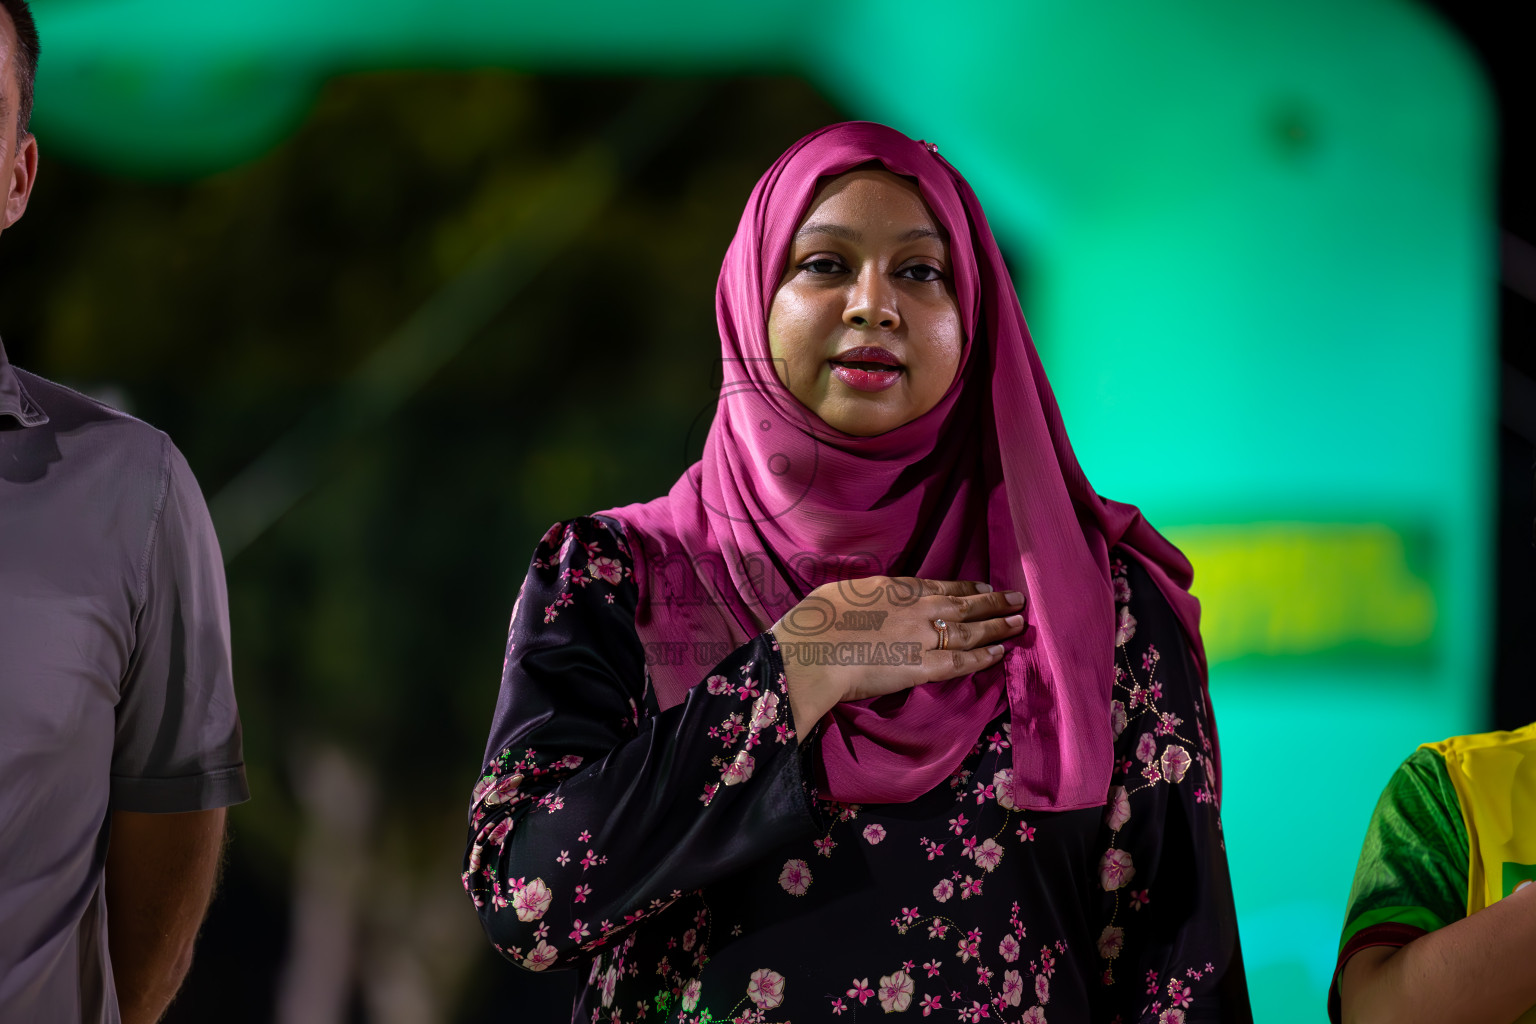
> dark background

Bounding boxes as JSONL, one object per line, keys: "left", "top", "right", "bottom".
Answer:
{"left": 1419, "top": 1, "right": 1536, "bottom": 732}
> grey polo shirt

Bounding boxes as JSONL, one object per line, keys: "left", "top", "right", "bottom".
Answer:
{"left": 0, "top": 339, "right": 248, "bottom": 1023}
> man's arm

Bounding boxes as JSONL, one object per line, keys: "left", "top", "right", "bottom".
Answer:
{"left": 1339, "top": 882, "right": 1536, "bottom": 1024}
{"left": 105, "top": 808, "right": 227, "bottom": 1024}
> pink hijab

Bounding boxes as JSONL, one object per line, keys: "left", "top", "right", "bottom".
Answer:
{"left": 599, "top": 122, "right": 1208, "bottom": 811}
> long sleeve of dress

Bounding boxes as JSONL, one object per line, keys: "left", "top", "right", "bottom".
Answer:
{"left": 1096, "top": 554, "right": 1251, "bottom": 1023}
{"left": 462, "top": 515, "right": 821, "bottom": 974}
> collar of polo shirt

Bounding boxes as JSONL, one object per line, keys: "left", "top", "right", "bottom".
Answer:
{"left": 0, "top": 337, "right": 51, "bottom": 428}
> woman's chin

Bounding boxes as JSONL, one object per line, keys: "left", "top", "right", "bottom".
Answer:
{"left": 818, "top": 402, "right": 909, "bottom": 438}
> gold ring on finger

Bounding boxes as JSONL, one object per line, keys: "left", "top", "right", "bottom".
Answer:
{"left": 933, "top": 618, "right": 949, "bottom": 651}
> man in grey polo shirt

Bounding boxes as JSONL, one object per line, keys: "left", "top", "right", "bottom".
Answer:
{"left": 1, "top": 3, "right": 249, "bottom": 1021}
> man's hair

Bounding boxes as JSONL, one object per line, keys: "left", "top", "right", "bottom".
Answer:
{"left": 1, "top": 0, "right": 39, "bottom": 135}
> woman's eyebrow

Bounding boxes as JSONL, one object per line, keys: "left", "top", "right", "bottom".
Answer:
{"left": 794, "top": 224, "right": 946, "bottom": 243}
{"left": 795, "top": 222, "right": 859, "bottom": 242}
{"left": 901, "top": 227, "right": 946, "bottom": 243}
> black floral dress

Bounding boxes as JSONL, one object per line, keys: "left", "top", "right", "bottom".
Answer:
{"left": 464, "top": 516, "right": 1250, "bottom": 1024}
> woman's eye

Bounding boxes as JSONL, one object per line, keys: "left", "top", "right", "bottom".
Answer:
{"left": 901, "top": 264, "right": 945, "bottom": 283}
{"left": 801, "top": 258, "right": 844, "bottom": 274}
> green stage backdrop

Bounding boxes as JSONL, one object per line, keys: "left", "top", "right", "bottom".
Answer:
{"left": 30, "top": 1, "right": 1494, "bottom": 1019}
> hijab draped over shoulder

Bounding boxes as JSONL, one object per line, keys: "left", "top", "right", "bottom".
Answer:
{"left": 599, "top": 122, "right": 1209, "bottom": 812}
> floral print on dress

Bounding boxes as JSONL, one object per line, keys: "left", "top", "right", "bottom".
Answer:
{"left": 466, "top": 521, "right": 1248, "bottom": 1023}
{"left": 777, "top": 858, "right": 811, "bottom": 896}
{"left": 1089, "top": 557, "right": 1237, "bottom": 1023}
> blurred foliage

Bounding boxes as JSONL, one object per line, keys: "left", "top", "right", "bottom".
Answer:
{"left": 0, "top": 71, "right": 841, "bottom": 1021}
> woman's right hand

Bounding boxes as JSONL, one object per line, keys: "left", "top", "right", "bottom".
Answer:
{"left": 769, "top": 577, "right": 1026, "bottom": 741}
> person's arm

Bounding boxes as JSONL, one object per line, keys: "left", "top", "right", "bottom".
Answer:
{"left": 106, "top": 809, "right": 227, "bottom": 1024}
{"left": 109, "top": 439, "right": 248, "bottom": 1015}
{"left": 1338, "top": 883, "right": 1536, "bottom": 1024}
{"left": 1327, "top": 741, "right": 1492, "bottom": 1024}
{"left": 1098, "top": 553, "right": 1251, "bottom": 1023}
{"left": 464, "top": 515, "right": 820, "bottom": 972}
{"left": 1332, "top": 741, "right": 1536, "bottom": 1024}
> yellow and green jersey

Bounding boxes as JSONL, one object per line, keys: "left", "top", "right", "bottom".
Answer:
{"left": 1329, "top": 723, "right": 1536, "bottom": 1023}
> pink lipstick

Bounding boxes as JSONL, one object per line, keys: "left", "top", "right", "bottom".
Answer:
{"left": 830, "top": 346, "right": 903, "bottom": 393}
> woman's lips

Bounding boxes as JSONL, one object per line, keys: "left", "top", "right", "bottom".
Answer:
{"left": 830, "top": 361, "right": 903, "bottom": 392}
{"left": 829, "top": 345, "right": 904, "bottom": 392}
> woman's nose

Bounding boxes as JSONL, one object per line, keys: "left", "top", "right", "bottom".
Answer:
{"left": 843, "top": 267, "right": 900, "bottom": 330}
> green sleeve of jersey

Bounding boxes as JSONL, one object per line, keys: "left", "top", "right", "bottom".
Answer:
{"left": 1339, "top": 746, "right": 1471, "bottom": 949}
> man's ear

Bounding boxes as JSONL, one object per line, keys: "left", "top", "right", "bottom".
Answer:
{"left": 3, "top": 130, "right": 37, "bottom": 231}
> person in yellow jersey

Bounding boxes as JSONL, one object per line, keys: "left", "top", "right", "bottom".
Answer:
{"left": 1331, "top": 720, "right": 1536, "bottom": 1024}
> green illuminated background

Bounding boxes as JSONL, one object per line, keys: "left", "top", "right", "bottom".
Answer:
{"left": 23, "top": 1, "right": 1494, "bottom": 1021}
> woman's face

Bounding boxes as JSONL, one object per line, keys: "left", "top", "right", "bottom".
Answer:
{"left": 767, "top": 169, "right": 963, "bottom": 437}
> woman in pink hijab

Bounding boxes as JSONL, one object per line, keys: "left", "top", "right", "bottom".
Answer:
{"left": 465, "top": 122, "right": 1250, "bottom": 1022}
